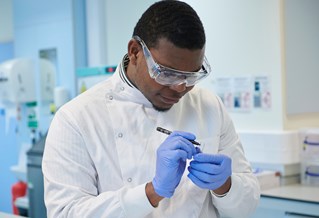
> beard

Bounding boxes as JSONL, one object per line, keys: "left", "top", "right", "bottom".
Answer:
{"left": 152, "top": 103, "right": 172, "bottom": 112}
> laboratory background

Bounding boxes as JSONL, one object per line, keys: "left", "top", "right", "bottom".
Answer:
{"left": 0, "top": 0, "right": 319, "bottom": 217}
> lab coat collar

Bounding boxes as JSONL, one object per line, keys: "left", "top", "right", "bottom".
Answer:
{"left": 110, "top": 56, "right": 154, "bottom": 108}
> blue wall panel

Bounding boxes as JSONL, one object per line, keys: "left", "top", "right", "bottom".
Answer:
{"left": 0, "top": 42, "right": 15, "bottom": 213}
{"left": 0, "top": 111, "right": 19, "bottom": 213}
{"left": 0, "top": 42, "right": 14, "bottom": 63}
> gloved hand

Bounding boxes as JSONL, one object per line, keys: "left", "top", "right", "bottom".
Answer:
{"left": 187, "top": 153, "right": 232, "bottom": 191}
{"left": 152, "top": 131, "right": 198, "bottom": 198}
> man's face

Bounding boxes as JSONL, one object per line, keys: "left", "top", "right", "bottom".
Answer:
{"left": 127, "top": 38, "right": 205, "bottom": 111}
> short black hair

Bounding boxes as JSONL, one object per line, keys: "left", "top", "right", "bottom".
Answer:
{"left": 133, "top": 0, "right": 205, "bottom": 50}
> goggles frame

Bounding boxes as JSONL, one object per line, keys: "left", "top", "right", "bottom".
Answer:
{"left": 133, "top": 35, "right": 211, "bottom": 87}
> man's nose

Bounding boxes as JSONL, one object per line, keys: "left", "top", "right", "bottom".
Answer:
{"left": 169, "top": 83, "right": 187, "bottom": 92}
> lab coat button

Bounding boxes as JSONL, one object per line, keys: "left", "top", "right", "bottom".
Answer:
{"left": 127, "top": 178, "right": 132, "bottom": 182}
{"left": 120, "top": 87, "right": 125, "bottom": 91}
{"left": 118, "top": 133, "right": 123, "bottom": 138}
{"left": 109, "top": 95, "right": 113, "bottom": 100}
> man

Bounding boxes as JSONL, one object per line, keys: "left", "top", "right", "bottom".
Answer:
{"left": 42, "top": 1, "right": 260, "bottom": 217}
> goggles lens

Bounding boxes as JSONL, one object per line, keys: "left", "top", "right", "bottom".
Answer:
{"left": 133, "top": 35, "right": 211, "bottom": 87}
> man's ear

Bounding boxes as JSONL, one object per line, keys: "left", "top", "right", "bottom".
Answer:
{"left": 127, "top": 39, "right": 140, "bottom": 65}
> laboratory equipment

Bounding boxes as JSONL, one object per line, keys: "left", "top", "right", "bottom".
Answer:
{"left": 39, "top": 58, "right": 56, "bottom": 103}
{"left": 53, "top": 86, "right": 70, "bottom": 109}
{"left": 1, "top": 58, "right": 56, "bottom": 217}
{"left": 26, "top": 134, "right": 47, "bottom": 218}
{"left": 239, "top": 131, "right": 302, "bottom": 186}
{"left": 301, "top": 129, "right": 319, "bottom": 186}
{"left": 76, "top": 65, "right": 116, "bottom": 95}
{"left": 0, "top": 58, "right": 36, "bottom": 103}
{"left": 239, "top": 130, "right": 300, "bottom": 164}
{"left": 11, "top": 181, "right": 27, "bottom": 216}
{"left": 10, "top": 142, "right": 32, "bottom": 217}
{"left": 0, "top": 57, "right": 55, "bottom": 103}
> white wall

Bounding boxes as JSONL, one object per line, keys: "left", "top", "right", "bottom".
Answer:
{"left": 86, "top": 0, "right": 106, "bottom": 67}
{"left": 85, "top": 0, "right": 155, "bottom": 66}
{"left": 186, "top": 0, "right": 284, "bottom": 131}
{"left": 104, "top": 0, "right": 156, "bottom": 65}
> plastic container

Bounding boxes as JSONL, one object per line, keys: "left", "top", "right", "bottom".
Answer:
{"left": 300, "top": 129, "right": 319, "bottom": 186}
{"left": 304, "top": 165, "right": 319, "bottom": 185}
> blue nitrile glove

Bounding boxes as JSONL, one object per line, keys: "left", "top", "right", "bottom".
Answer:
{"left": 152, "top": 131, "right": 198, "bottom": 198}
{"left": 187, "top": 153, "right": 232, "bottom": 191}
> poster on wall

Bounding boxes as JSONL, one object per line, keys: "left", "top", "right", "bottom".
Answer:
{"left": 214, "top": 77, "right": 233, "bottom": 109}
{"left": 233, "top": 76, "right": 253, "bottom": 112}
{"left": 253, "top": 75, "right": 271, "bottom": 110}
{"left": 214, "top": 76, "right": 252, "bottom": 112}
{"left": 214, "top": 75, "right": 271, "bottom": 112}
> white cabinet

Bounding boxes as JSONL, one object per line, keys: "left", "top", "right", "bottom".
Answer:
{"left": 251, "top": 185, "right": 319, "bottom": 218}
{"left": 252, "top": 196, "right": 319, "bottom": 217}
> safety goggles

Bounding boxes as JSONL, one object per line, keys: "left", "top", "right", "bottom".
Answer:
{"left": 133, "top": 35, "right": 211, "bottom": 87}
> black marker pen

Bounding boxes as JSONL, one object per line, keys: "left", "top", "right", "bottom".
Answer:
{"left": 156, "top": 127, "right": 201, "bottom": 146}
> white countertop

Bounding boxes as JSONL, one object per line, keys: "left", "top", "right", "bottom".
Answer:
{"left": 261, "top": 184, "right": 319, "bottom": 203}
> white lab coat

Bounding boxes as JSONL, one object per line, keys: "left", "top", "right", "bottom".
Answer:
{"left": 42, "top": 62, "right": 260, "bottom": 218}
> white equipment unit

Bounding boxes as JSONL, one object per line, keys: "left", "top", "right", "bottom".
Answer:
{"left": 238, "top": 130, "right": 301, "bottom": 164}
{"left": 39, "top": 58, "right": 56, "bottom": 102}
{"left": 0, "top": 58, "right": 36, "bottom": 103}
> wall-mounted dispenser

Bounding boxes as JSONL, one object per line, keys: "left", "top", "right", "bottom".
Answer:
{"left": 0, "top": 58, "right": 36, "bottom": 103}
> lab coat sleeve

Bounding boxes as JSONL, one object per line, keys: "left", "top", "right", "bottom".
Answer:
{"left": 42, "top": 109, "right": 154, "bottom": 218}
{"left": 211, "top": 97, "right": 260, "bottom": 218}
